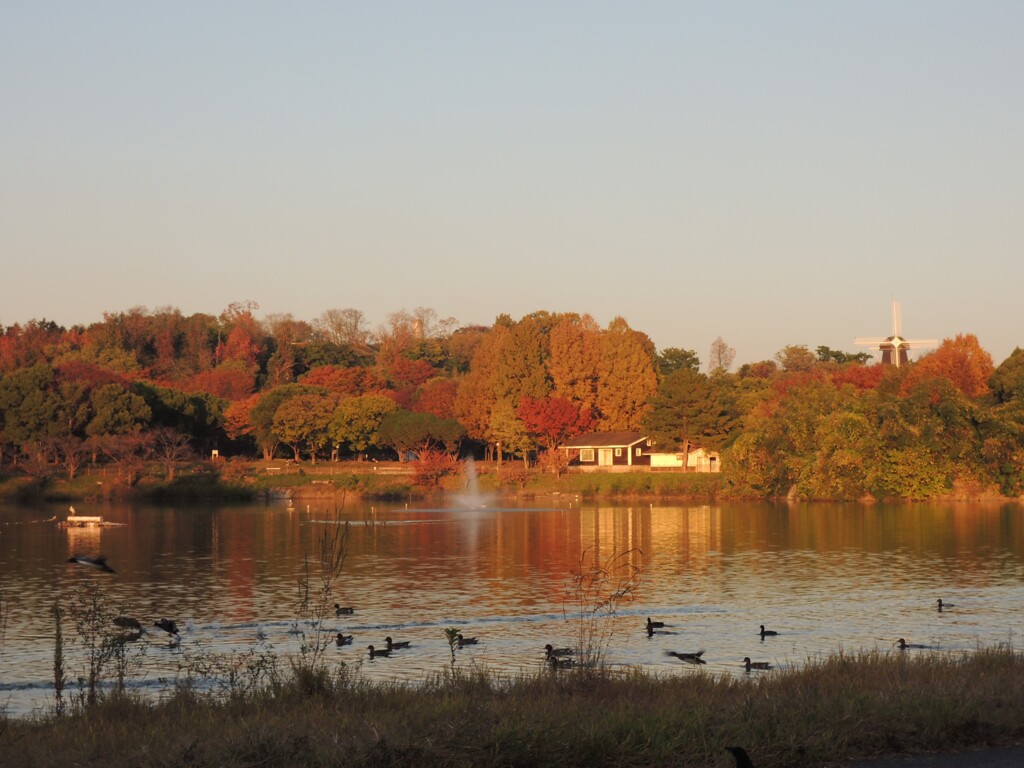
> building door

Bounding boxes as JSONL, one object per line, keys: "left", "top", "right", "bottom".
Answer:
{"left": 598, "top": 449, "right": 613, "bottom": 466}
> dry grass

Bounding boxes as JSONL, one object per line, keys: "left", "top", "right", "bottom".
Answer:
{"left": 3, "top": 647, "right": 1024, "bottom": 768}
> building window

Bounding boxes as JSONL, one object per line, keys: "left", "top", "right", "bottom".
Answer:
{"left": 580, "top": 448, "right": 595, "bottom": 462}
{"left": 614, "top": 448, "right": 622, "bottom": 457}
{"left": 635, "top": 447, "right": 642, "bottom": 456}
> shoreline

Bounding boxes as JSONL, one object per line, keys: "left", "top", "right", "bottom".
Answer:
{"left": 3, "top": 460, "right": 1022, "bottom": 506}
{"left": 3, "top": 647, "right": 1023, "bottom": 767}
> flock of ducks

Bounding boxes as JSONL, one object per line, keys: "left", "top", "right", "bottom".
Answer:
{"left": 651, "top": 599, "right": 952, "bottom": 672}
{"left": 66, "top": 554, "right": 957, "bottom": 768}
{"left": 68, "top": 555, "right": 954, "bottom": 677}
{"left": 648, "top": 616, "right": 776, "bottom": 672}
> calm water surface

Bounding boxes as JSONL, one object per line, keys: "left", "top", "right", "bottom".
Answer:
{"left": 2, "top": 498, "right": 1023, "bottom": 716}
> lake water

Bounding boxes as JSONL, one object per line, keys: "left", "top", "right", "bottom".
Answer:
{"left": 1, "top": 497, "right": 1023, "bottom": 716}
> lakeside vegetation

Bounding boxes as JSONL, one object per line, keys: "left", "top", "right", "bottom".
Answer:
{"left": 3, "top": 646, "right": 1023, "bottom": 767}
{"left": 0, "top": 456, "right": 730, "bottom": 505}
{"left": 2, "top": 305, "right": 1023, "bottom": 503}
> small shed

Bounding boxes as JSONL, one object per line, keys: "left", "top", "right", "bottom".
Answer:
{"left": 644, "top": 445, "right": 722, "bottom": 472}
{"left": 686, "top": 446, "right": 721, "bottom": 473}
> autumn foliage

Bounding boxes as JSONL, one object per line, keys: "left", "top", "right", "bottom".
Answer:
{"left": 899, "top": 334, "right": 994, "bottom": 398}
{"left": 0, "top": 305, "right": 1021, "bottom": 501}
{"left": 517, "top": 396, "right": 594, "bottom": 452}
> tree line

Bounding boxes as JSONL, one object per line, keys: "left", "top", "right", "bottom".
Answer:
{"left": 1, "top": 304, "right": 1022, "bottom": 499}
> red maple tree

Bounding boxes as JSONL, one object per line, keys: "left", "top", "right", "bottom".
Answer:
{"left": 517, "top": 396, "right": 594, "bottom": 453}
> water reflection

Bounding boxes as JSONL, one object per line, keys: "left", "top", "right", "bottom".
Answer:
{"left": 1, "top": 500, "right": 1022, "bottom": 716}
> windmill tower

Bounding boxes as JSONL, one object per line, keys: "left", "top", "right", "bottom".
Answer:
{"left": 855, "top": 302, "right": 936, "bottom": 367}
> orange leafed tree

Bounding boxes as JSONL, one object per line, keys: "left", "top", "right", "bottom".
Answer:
{"left": 300, "top": 365, "right": 387, "bottom": 396}
{"left": 901, "top": 334, "right": 994, "bottom": 398}
{"left": 830, "top": 362, "right": 886, "bottom": 391}
{"left": 217, "top": 325, "right": 260, "bottom": 370}
{"left": 411, "top": 378, "right": 459, "bottom": 419}
{"left": 182, "top": 363, "right": 256, "bottom": 400}
{"left": 594, "top": 317, "right": 658, "bottom": 430}
{"left": 547, "top": 313, "right": 601, "bottom": 412}
{"left": 224, "top": 393, "right": 261, "bottom": 440}
{"left": 384, "top": 357, "right": 436, "bottom": 388}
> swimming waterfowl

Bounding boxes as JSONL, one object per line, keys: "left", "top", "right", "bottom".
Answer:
{"left": 896, "top": 638, "right": 929, "bottom": 650}
{"left": 66, "top": 555, "right": 115, "bottom": 574}
{"left": 742, "top": 657, "right": 772, "bottom": 671}
{"left": 666, "top": 650, "right": 706, "bottom": 665}
{"left": 113, "top": 616, "right": 142, "bottom": 632}
{"left": 544, "top": 644, "right": 574, "bottom": 660}
{"left": 385, "top": 636, "right": 411, "bottom": 651}
{"left": 725, "top": 746, "right": 756, "bottom": 768}
{"left": 153, "top": 618, "right": 179, "bottom": 636}
{"left": 759, "top": 625, "right": 778, "bottom": 638}
{"left": 936, "top": 598, "right": 955, "bottom": 611}
{"left": 334, "top": 604, "right": 354, "bottom": 616}
{"left": 335, "top": 633, "right": 353, "bottom": 646}
{"left": 456, "top": 634, "right": 478, "bottom": 647}
{"left": 367, "top": 644, "right": 390, "bottom": 659}
{"left": 646, "top": 617, "right": 666, "bottom": 632}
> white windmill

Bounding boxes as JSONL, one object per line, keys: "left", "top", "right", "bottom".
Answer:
{"left": 855, "top": 302, "right": 936, "bottom": 367}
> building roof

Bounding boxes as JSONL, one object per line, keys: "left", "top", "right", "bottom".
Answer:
{"left": 559, "top": 431, "right": 648, "bottom": 449}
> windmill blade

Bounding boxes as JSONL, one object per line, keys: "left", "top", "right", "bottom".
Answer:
{"left": 856, "top": 303, "right": 932, "bottom": 366}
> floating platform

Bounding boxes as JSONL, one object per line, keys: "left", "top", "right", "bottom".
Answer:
{"left": 58, "top": 516, "right": 125, "bottom": 528}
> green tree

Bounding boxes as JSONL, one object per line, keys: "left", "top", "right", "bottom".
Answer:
{"left": 656, "top": 347, "right": 701, "bottom": 376}
{"left": 272, "top": 392, "right": 337, "bottom": 462}
{"left": 977, "top": 400, "right": 1024, "bottom": 496}
{"left": 868, "top": 445, "right": 949, "bottom": 500}
{"left": 249, "top": 384, "right": 323, "bottom": 460}
{"left": 643, "top": 368, "right": 709, "bottom": 450}
{"left": 644, "top": 369, "right": 742, "bottom": 452}
{"left": 330, "top": 394, "right": 398, "bottom": 459}
{"left": 990, "top": 347, "right": 1024, "bottom": 404}
{"left": 0, "top": 365, "right": 64, "bottom": 456}
{"left": 489, "top": 402, "right": 535, "bottom": 468}
{"left": 378, "top": 410, "right": 466, "bottom": 460}
{"left": 816, "top": 346, "right": 871, "bottom": 365}
{"left": 135, "top": 382, "right": 226, "bottom": 454}
{"left": 85, "top": 384, "right": 151, "bottom": 436}
{"left": 798, "top": 410, "right": 878, "bottom": 500}
{"left": 730, "top": 374, "right": 854, "bottom": 497}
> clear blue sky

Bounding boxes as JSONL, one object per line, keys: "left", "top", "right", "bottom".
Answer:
{"left": 2, "top": 2, "right": 1022, "bottom": 367}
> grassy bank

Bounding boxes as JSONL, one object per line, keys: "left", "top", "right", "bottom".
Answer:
{"left": 0, "top": 461, "right": 727, "bottom": 505}
{"left": 3, "top": 647, "right": 1023, "bottom": 768}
